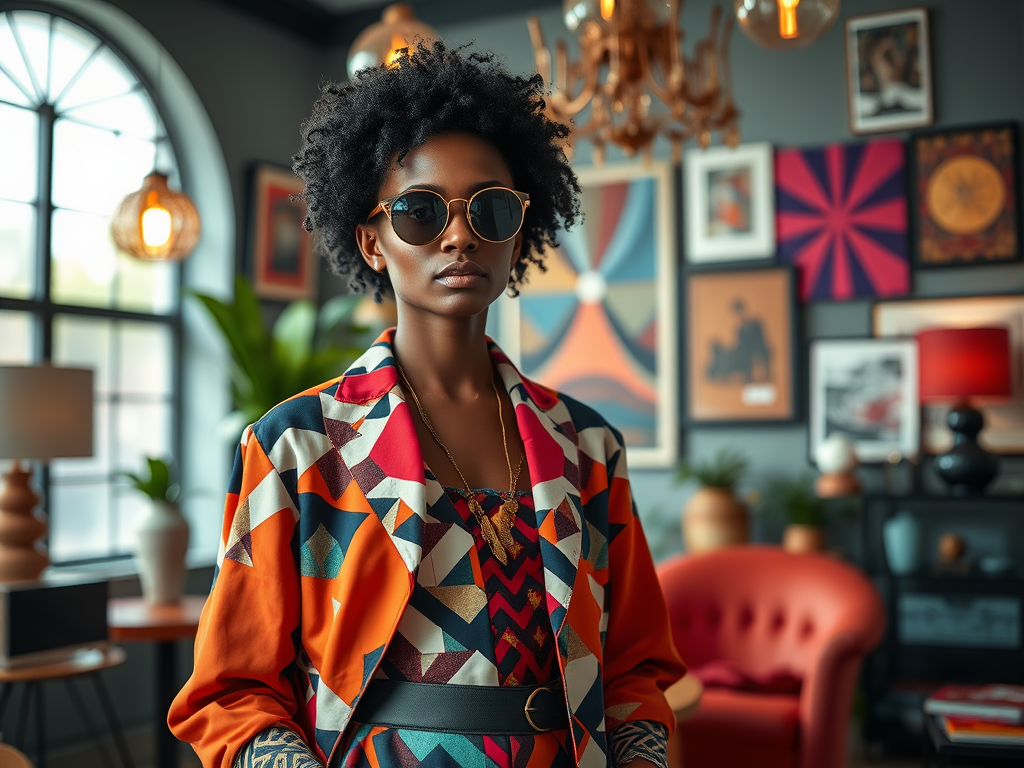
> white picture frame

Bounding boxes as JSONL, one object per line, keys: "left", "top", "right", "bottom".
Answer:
{"left": 809, "top": 337, "right": 920, "bottom": 464}
{"left": 684, "top": 142, "right": 775, "bottom": 264}
{"left": 846, "top": 8, "right": 933, "bottom": 135}
{"left": 500, "top": 161, "right": 678, "bottom": 468}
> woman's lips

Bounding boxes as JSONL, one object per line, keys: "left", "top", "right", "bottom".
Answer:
{"left": 436, "top": 261, "right": 486, "bottom": 287}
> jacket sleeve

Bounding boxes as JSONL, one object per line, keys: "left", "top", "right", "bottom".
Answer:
{"left": 168, "top": 426, "right": 308, "bottom": 768}
{"left": 600, "top": 427, "right": 687, "bottom": 736}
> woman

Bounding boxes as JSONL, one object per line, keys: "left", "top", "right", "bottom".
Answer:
{"left": 169, "top": 41, "right": 685, "bottom": 768}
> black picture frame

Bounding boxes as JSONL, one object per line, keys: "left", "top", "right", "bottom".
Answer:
{"left": 684, "top": 265, "right": 800, "bottom": 426}
{"left": 908, "top": 121, "right": 1022, "bottom": 269}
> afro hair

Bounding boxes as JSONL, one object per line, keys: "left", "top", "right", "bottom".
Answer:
{"left": 292, "top": 39, "right": 580, "bottom": 302}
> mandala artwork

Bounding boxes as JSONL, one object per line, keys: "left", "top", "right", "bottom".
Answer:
{"left": 515, "top": 169, "right": 676, "bottom": 466}
{"left": 776, "top": 139, "right": 909, "bottom": 303}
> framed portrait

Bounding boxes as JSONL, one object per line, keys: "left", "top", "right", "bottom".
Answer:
{"left": 247, "top": 162, "right": 316, "bottom": 301}
{"left": 910, "top": 123, "right": 1021, "bottom": 268}
{"left": 845, "top": 8, "right": 933, "bottom": 135}
{"left": 873, "top": 294, "right": 1024, "bottom": 454}
{"left": 501, "top": 162, "right": 678, "bottom": 467}
{"left": 686, "top": 266, "right": 797, "bottom": 425}
{"left": 809, "top": 338, "right": 919, "bottom": 465}
{"left": 684, "top": 142, "right": 775, "bottom": 264}
{"left": 775, "top": 139, "right": 909, "bottom": 303}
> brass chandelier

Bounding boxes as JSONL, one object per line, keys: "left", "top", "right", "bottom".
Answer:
{"left": 528, "top": 0, "right": 741, "bottom": 163}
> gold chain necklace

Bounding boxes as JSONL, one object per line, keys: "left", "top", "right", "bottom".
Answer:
{"left": 396, "top": 361, "right": 524, "bottom": 565}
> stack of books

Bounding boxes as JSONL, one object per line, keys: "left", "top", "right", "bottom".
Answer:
{"left": 924, "top": 684, "right": 1024, "bottom": 746}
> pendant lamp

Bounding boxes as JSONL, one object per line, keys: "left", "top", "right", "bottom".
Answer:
{"left": 734, "top": 0, "right": 841, "bottom": 50}
{"left": 111, "top": 171, "right": 201, "bottom": 261}
{"left": 346, "top": 3, "right": 439, "bottom": 82}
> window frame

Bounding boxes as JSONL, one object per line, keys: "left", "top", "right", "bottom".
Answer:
{"left": 0, "top": 2, "right": 186, "bottom": 565}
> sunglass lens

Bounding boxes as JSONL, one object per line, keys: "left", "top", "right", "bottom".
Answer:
{"left": 469, "top": 188, "right": 523, "bottom": 242}
{"left": 389, "top": 191, "right": 448, "bottom": 245}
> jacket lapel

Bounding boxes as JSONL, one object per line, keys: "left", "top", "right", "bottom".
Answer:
{"left": 320, "top": 334, "right": 426, "bottom": 575}
{"left": 492, "top": 344, "right": 583, "bottom": 634}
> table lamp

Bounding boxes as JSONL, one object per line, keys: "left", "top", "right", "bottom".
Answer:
{"left": 916, "top": 327, "right": 1011, "bottom": 495}
{"left": 0, "top": 366, "right": 93, "bottom": 581}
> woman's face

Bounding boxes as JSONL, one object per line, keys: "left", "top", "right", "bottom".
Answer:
{"left": 356, "top": 132, "right": 523, "bottom": 319}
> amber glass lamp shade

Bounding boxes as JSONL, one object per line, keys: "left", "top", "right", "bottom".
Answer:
{"left": 111, "top": 172, "right": 201, "bottom": 261}
{"left": 916, "top": 326, "right": 1011, "bottom": 495}
{"left": 734, "top": 0, "right": 841, "bottom": 50}
{"left": 346, "top": 3, "right": 439, "bottom": 82}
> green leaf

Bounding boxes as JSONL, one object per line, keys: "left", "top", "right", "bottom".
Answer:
{"left": 273, "top": 300, "right": 317, "bottom": 382}
{"left": 676, "top": 447, "right": 749, "bottom": 490}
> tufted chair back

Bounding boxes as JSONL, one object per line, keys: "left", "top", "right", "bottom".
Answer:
{"left": 657, "top": 546, "right": 885, "bottom": 768}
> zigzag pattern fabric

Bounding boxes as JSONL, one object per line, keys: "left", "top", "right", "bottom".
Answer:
{"left": 169, "top": 330, "right": 686, "bottom": 768}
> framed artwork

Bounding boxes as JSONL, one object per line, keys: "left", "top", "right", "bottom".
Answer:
{"left": 686, "top": 266, "right": 797, "bottom": 425}
{"left": 501, "top": 162, "right": 678, "bottom": 467}
{"left": 247, "top": 162, "right": 316, "bottom": 301}
{"left": 684, "top": 142, "right": 775, "bottom": 264}
{"left": 809, "top": 338, "right": 919, "bottom": 464}
{"left": 845, "top": 8, "right": 933, "bottom": 135}
{"left": 873, "top": 294, "right": 1024, "bottom": 454}
{"left": 776, "top": 139, "right": 909, "bottom": 303}
{"left": 910, "top": 123, "right": 1021, "bottom": 268}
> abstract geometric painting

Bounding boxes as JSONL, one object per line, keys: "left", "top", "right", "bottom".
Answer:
{"left": 776, "top": 139, "right": 909, "bottom": 303}
{"left": 504, "top": 162, "right": 678, "bottom": 468}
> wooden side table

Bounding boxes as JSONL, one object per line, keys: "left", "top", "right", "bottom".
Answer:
{"left": 108, "top": 596, "right": 206, "bottom": 768}
{"left": 665, "top": 674, "right": 704, "bottom": 768}
{"left": 0, "top": 646, "right": 133, "bottom": 768}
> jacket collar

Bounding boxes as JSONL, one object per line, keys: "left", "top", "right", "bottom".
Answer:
{"left": 323, "top": 329, "right": 583, "bottom": 632}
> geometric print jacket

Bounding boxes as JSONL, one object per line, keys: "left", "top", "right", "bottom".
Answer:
{"left": 168, "top": 330, "right": 687, "bottom": 768}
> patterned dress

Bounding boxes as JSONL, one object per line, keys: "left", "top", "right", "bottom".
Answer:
{"left": 337, "top": 484, "right": 576, "bottom": 768}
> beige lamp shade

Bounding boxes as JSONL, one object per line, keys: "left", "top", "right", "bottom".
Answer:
{"left": 0, "top": 366, "right": 94, "bottom": 461}
{"left": 111, "top": 172, "right": 201, "bottom": 261}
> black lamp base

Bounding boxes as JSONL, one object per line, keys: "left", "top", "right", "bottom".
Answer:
{"left": 935, "top": 404, "right": 999, "bottom": 495}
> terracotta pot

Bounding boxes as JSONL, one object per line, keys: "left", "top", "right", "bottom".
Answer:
{"left": 682, "top": 487, "right": 749, "bottom": 553}
{"left": 783, "top": 524, "right": 825, "bottom": 553}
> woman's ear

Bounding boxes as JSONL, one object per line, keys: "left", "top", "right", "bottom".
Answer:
{"left": 356, "top": 224, "right": 387, "bottom": 273}
{"left": 510, "top": 230, "right": 524, "bottom": 266}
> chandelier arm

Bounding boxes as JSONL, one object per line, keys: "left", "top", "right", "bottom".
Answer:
{"left": 719, "top": 14, "right": 737, "bottom": 108}
{"left": 668, "top": 0, "right": 686, "bottom": 90}
{"left": 527, "top": 17, "right": 553, "bottom": 88}
{"left": 638, "top": 42, "right": 675, "bottom": 107}
{"left": 559, "top": 62, "right": 603, "bottom": 117}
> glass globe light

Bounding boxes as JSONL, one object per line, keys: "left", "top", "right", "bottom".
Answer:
{"left": 346, "top": 3, "right": 439, "bottom": 82}
{"left": 734, "top": 0, "right": 841, "bottom": 51}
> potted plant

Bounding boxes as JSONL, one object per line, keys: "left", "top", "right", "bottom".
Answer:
{"left": 191, "top": 275, "right": 370, "bottom": 440}
{"left": 758, "top": 472, "right": 828, "bottom": 553}
{"left": 122, "top": 457, "right": 189, "bottom": 605}
{"left": 677, "top": 447, "right": 750, "bottom": 553}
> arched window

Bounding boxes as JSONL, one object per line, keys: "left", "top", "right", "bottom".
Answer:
{"left": 0, "top": 8, "right": 181, "bottom": 563}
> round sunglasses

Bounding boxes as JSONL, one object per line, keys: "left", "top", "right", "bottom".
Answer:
{"left": 368, "top": 186, "right": 531, "bottom": 246}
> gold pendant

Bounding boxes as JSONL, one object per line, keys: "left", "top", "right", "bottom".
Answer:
{"left": 495, "top": 498, "right": 519, "bottom": 551}
{"left": 470, "top": 497, "right": 508, "bottom": 565}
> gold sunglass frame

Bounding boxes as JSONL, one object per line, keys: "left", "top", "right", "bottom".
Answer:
{"left": 368, "top": 186, "right": 531, "bottom": 245}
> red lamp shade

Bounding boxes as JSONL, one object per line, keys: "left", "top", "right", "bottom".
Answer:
{"left": 917, "top": 327, "right": 1012, "bottom": 402}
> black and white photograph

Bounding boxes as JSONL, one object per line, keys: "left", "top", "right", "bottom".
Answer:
{"left": 809, "top": 338, "right": 919, "bottom": 463}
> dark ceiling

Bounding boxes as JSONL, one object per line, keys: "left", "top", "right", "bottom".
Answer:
{"left": 211, "top": 0, "right": 558, "bottom": 48}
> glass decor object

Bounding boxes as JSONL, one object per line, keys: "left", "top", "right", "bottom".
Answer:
{"left": 734, "top": 0, "right": 841, "bottom": 50}
{"left": 528, "top": 0, "right": 741, "bottom": 164}
{"left": 346, "top": 3, "right": 439, "bottom": 82}
{"left": 110, "top": 171, "right": 201, "bottom": 261}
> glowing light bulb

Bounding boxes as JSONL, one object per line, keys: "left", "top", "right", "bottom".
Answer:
{"left": 778, "top": 0, "right": 800, "bottom": 39}
{"left": 385, "top": 34, "right": 408, "bottom": 68}
{"left": 601, "top": 0, "right": 614, "bottom": 21}
{"left": 141, "top": 203, "right": 172, "bottom": 248}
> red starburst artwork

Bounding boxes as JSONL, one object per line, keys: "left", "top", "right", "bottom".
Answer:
{"left": 776, "top": 139, "right": 909, "bottom": 303}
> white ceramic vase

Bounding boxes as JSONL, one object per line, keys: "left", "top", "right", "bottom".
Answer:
{"left": 136, "top": 500, "right": 190, "bottom": 605}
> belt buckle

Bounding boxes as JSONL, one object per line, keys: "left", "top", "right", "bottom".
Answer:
{"left": 524, "top": 684, "right": 558, "bottom": 732}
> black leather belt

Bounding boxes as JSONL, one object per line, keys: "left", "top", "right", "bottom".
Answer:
{"left": 352, "top": 680, "right": 568, "bottom": 735}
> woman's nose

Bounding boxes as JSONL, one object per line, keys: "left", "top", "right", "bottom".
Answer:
{"left": 439, "top": 199, "right": 478, "bottom": 251}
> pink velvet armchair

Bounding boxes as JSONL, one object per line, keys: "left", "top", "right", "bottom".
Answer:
{"left": 656, "top": 546, "right": 885, "bottom": 768}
